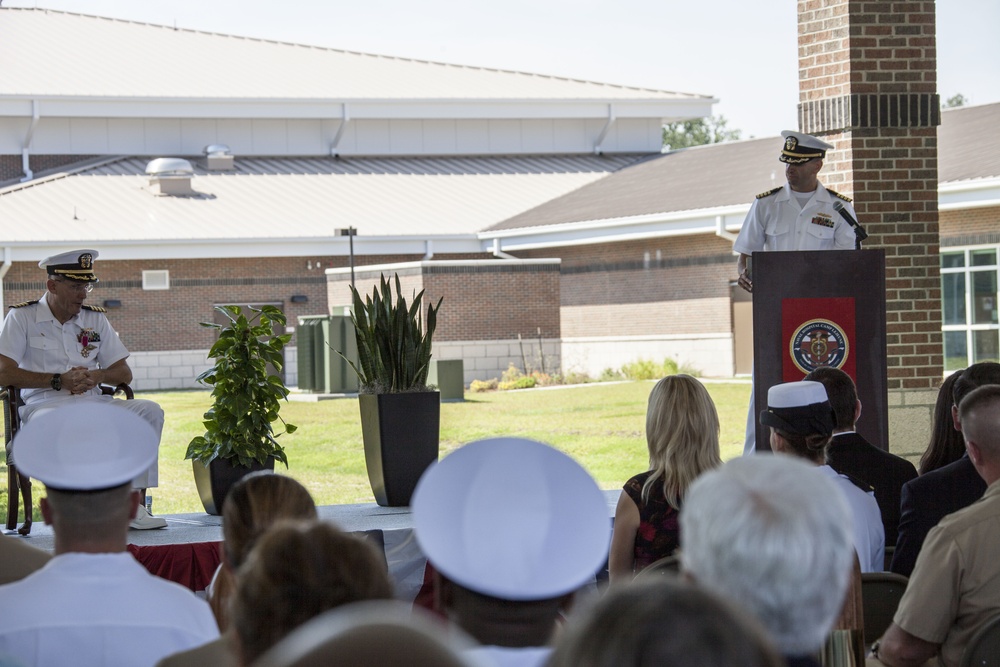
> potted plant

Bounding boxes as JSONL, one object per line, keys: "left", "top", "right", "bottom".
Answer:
{"left": 186, "top": 304, "right": 296, "bottom": 514}
{"left": 346, "top": 273, "right": 442, "bottom": 506}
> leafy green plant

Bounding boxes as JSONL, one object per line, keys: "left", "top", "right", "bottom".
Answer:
{"left": 185, "top": 305, "right": 296, "bottom": 467}
{"left": 470, "top": 378, "right": 499, "bottom": 392}
{"left": 346, "top": 273, "right": 443, "bottom": 394}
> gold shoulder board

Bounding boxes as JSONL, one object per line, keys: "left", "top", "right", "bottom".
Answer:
{"left": 826, "top": 188, "right": 853, "bottom": 202}
{"left": 756, "top": 187, "right": 782, "bottom": 199}
{"left": 82, "top": 305, "right": 108, "bottom": 313}
{"left": 9, "top": 300, "right": 39, "bottom": 309}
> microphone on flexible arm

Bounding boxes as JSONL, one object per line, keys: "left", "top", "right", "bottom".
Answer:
{"left": 832, "top": 201, "right": 869, "bottom": 250}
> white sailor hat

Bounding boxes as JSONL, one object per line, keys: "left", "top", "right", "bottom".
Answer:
{"left": 412, "top": 437, "right": 610, "bottom": 601}
{"left": 759, "top": 380, "right": 835, "bottom": 437}
{"left": 13, "top": 402, "right": 157, "bottom": 492}
{"left": 779, "top": 130, "right": 834, "bottom": 164}
{"left": 39, "top": 249, "right": 99, "bottom": 283}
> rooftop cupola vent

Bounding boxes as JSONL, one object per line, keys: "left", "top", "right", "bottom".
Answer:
{"left": 204, "top": 144, "right": 234, "bottom": 171}
{"left": 145, "top": 157, "right": 195, "bottom": 196}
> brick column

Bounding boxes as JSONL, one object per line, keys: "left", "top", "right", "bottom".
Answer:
{"left": 796, "top": 0, "right": 942, "bottom": 455}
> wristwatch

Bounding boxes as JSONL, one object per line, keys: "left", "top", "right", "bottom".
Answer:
{"left": 50, "top": 373, "right": 62, "bottom": 391}
{"left": 869, "top": 639, "right": 881, "bottom": 661}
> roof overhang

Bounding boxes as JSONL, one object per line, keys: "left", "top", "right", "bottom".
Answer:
{"left": 939, "top": 177, "right": 1000, "bottom": 211}
{"left": 0, "top": 95, "right": 716, "bottom": 121}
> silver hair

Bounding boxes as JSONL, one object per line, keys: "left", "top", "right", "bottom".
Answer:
{"left": 679, "top": 455, "right": 854, "bottom": 655}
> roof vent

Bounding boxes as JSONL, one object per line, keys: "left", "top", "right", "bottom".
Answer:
{"left": 203, "top": 144, "right": 234, "bottom": 171}
{"left": 145, "top": 158, "right": 195, "bottom": 196}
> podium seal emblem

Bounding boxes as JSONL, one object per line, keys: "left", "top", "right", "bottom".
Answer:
{"left": 790, "top": 318, "right": 849, "bottom": 373}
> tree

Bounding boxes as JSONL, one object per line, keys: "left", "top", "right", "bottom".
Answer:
{"left": 662, "top": 115, "right": 742, "bottom": 151}
{"left": 942, "top": 93, "right": 967, "bottom": 109}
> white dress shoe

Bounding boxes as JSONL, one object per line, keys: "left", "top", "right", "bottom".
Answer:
{"left": 130, "top": 505, "right": 167, "bottom": 530}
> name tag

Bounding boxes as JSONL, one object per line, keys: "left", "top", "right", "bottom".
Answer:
{"left": 811, "top": 215, "right": 834, "bottom": 228}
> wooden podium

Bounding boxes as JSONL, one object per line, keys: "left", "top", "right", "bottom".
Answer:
{"left": 751, "top": 249, "right": 888, "bottom": 452}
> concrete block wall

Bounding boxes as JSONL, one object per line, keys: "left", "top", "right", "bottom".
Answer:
{"left": 433, "top": 338, "right": 561, "bottom": 385}
{"left": 561, "top": 333, "right": 734, "bottom": 379}
{"left": 128, "top": 347, "right": 298, "bottom": 392}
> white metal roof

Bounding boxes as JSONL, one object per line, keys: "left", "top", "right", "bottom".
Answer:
{"left": 0, "top": 9, "right": 713, "bottom": 119}
{"left": 0, "top": 154, "right": 641, "bottom": 261}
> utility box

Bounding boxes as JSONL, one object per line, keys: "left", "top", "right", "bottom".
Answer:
{"left": 296, "top": 315, "right": 359, "bottom": 393}
{"left": 428, "top": 359, "right": 464, "bottom": 402}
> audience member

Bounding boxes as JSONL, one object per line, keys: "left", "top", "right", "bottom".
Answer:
{"left": 804, "top": 366, "right": 917, "bottom": 546}
{"left": 680, "top": 455, "right": 856, "bottom": 666}
{"left": 608, "top": 375, "right": 721, "bottom": 582}
{"left": 253, "top": 600, "right": 477, "bottom": 667}
{"left": 546, "top": 578, "right": 784, "bottom": 667}
{"left": 412, "top": 437, "right": 610, "bottom": 667}
{"left": 918, "top": 370, "right": 966, "bottom": 475}
{"left": 231, "top": 519, "right": 393, "bottom": 666}
{"left": 155, "top": 471, "right": 318, "bottom": 667}
{"left": 890, "top": 362, "right": 1000, "bottom": 576}
{"left": 872, "top": 384, "right": 1000, "bottom": 667}
{"left": 761, "top": 380, "right": 884, "bottom": 572}
{"left": 0, "top": 534, "right": 50, "bottom": 585}
{"left": 0, "top": 403, "right": 218, "bottom": 667}
{"left": 0, "top": 249, "right": 166, "bottom": 531}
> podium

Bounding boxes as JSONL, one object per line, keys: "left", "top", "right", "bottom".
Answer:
{"left": 751, "top": 249, "right": 888, "bottom": 452}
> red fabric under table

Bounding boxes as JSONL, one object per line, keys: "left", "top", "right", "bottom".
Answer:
{"left": 127, "top": 541, "right": 223, "bottom": 593}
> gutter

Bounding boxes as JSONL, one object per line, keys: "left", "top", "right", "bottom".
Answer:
{"left": 715, "top": 214, "right": 740, "bottom": 243}
{"left": 423, "top": 239, "right": 434, "bottom": 260}
{"left": 593, "top": 104, "right": 616, "bottom": 155}
{"left": 491, "top": 238, "right": 517, "bottom": 260}
{"left": 330, "top": 104, "right": 350, "bottom": 158}
{"left": 21, "top": 100, "right": 41, "bottom": 182}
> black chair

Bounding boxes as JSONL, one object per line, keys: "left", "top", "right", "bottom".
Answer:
{"left": 633, "top": 553, "right": 681, "bottom": 581}
{"left": 861, "top": 571, "right": 908, "bottom": 646}
{"left": 3, "top": 383, "right": 133, "bottom": 534}
{"left": 961, "top": 612, "right": 1000, "bottom": 667}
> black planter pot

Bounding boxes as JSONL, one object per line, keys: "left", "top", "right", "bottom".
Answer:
{"left": 192, "top": 456, "right": 275, "bottom": 515}
{"left": 359, "top": 391, "right": 440, "bottom": 507}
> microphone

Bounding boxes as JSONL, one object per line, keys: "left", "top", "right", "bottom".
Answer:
{"left": 832, "top": 201, "right": 868, "bottom": 248}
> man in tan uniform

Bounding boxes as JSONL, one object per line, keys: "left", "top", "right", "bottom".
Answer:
{"left": 0, "top": 534, "right": 50, "bottom": 585}
{"left": 871, "top": 384, "right": 1000, "bottom": 666}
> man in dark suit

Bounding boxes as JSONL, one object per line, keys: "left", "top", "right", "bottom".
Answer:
{"left": 889, "top": 362, "right": 1000, "bottom": 577}
{"left": 805, "top": 366, "right": 917, "bottom": 550}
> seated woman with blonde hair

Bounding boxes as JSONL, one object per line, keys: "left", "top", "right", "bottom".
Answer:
{"left": 608, "top": 374, "right": 721, "bottom": 583}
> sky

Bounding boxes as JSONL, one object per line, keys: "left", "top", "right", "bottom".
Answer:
{"left": 5, "top": 0, "right": 998, "bottom": 139}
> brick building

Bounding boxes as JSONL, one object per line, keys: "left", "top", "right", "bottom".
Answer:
{"left": 2, "top": 6, "right": 998, "bottom": 454}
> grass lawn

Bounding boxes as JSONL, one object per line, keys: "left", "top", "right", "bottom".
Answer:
{"left": 2, "top": 380, "right": 750, "bottom": 519}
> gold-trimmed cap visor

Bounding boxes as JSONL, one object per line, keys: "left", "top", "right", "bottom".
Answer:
{"left": 39, "top": 249, "right": 99, "bottom": 283}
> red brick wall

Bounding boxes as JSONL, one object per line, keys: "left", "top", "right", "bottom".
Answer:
{"left": 797, "top": 0, "right": 942, "bottom": 390}
{"left": 940, "top": 206, "right": 1000, "bottom": 242}
{"left": 521, "top": 235, "right": 736, "bottom": 336}
{"left": 0, "top": 154, "right": 101, "bottom": 183}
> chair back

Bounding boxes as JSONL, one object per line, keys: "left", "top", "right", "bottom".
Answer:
{"left": 860, "top": 572, "right": 908, "bottom": 646}
{"left": 254, "top": 600, "right": 475, "bottom": 667}
{"left": 961, "top": 612, "right": 1000, "bottom": 667}
{"left": 634, "top": 553, "right": 681, "bottom": 581}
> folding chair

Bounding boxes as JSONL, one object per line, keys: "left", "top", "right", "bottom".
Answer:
{"left": 960, "top": 612, "right": 1000, "bottom": 667}
{"left": 861, "top": 571, "right": 908, "bottom": 646}
{"left": 3, "top": 383, "right": 133, "bottom": 535}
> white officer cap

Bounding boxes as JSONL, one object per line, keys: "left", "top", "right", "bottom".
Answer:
{"left": 13, "top": 402, "right": 157, "bottom": 492}
{"left": 779, "top": 130, "right": 834, "bottom": 164}
{"left": 759, "top": 380, "right": 835, "bottom": 436}
{"left": 38, "top": 248, "right": 100, "bottom": 283}
{"left": 412, "top": 437, "right": 610, "bottom": 601}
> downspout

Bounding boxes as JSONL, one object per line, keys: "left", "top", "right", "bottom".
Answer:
{"left": 330, "top": 103, "right": 350, "bottom": 158}
{"left": 0, "top": 247, "right": 12, "bottom": 313}
{"left": 715, "top": 214, "right": 739, "bottom": 242}
{"left": 423, "top": 239, "right": 434, "bottom": 260}
{"left": 593, "top": 104, "right": 616, "bottom": 156}
{"left": 491, "top": 238, "right": 517, "bottom": 260}
{"left": 21, "top": 100, "right": 41, "bottom": 182}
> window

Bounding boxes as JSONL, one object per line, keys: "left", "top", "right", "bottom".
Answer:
{"left": 941, "top": 247, "right": 1000, "bottom": 371}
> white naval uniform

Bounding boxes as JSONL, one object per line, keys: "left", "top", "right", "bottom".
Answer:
{"left": 817, "top": 465, "right": 885, "bottom": 573}
{"left": 0, "top": 293, "right": 163, "bottom": 487}
{"left": 0, "top": 552, "right": 219, "bottom": 667}
{"left": 734, "top": 183, "right": 859, "bottom": 455}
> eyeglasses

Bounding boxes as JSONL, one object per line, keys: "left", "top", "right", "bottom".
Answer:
{"left": 54, "top": 279, "right": 95, "bottom": 293}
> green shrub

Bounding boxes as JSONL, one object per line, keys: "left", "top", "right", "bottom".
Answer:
{"left": 620, "top": 359, "right": 662, "bottom": 381}
{"left": 500, "top": 363, "right": 523, "bottom": 383}
{"left": 470, "top": 378, "right": 499, "bottom": 392}
{"left": 599, "top": 368, "right": 625, "bottom": 382}
{"left": 499, "top": 376, "right": 537, "bottom": 391}
{"left": 562, "top": 371, "right": 593, "bottom": 385}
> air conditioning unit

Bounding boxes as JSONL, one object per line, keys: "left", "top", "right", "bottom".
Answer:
{"left": 142, "top": 270, "right": 170, "bottom": 291}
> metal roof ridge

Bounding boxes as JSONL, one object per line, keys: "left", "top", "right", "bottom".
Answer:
{"left": 0, "top": 155, "right": 131, "bottom": 195}
{"left": 4, "top": 7, "right": 709, "bottom": 98}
